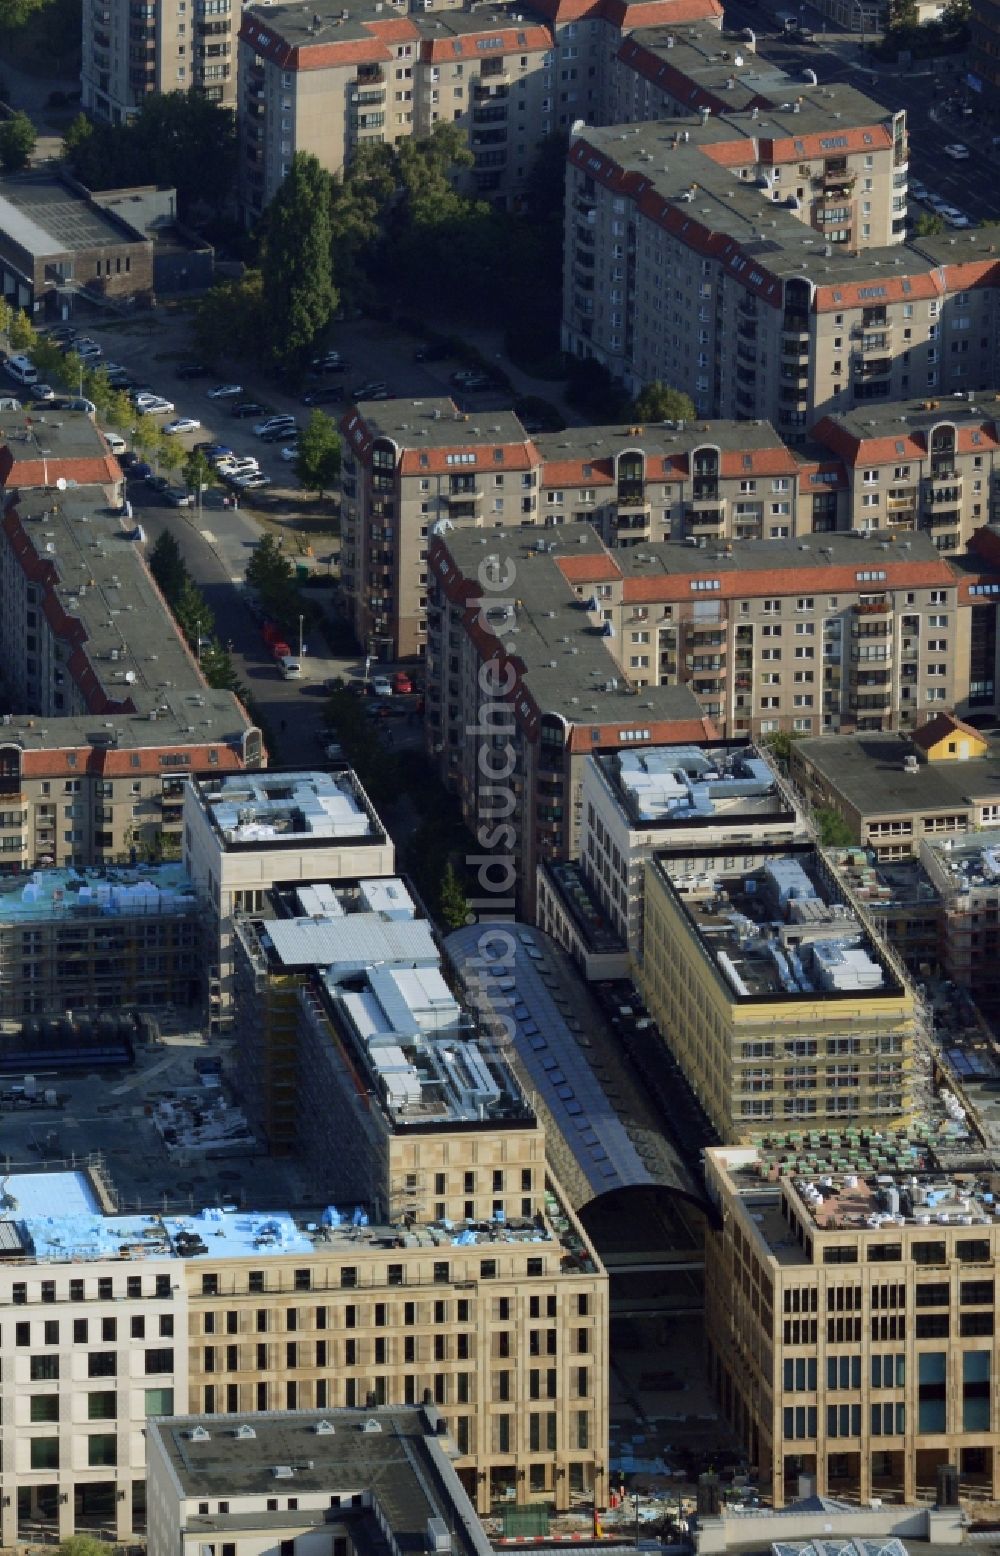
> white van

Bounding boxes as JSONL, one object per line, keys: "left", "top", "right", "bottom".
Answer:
{"left": 279, "top": 656, "right": 304, "bottom": 680}
{"left": 5, "top": 354, "right": 37, "bottom": 385}
{"left": 101, "top": 429, "right": 127, "bottom": 455}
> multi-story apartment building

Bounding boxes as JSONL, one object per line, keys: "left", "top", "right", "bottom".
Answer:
{"left": 577, "top": 740, "right": 805, "bottom": 953}
{"left": 83, "top": 0, "right": 241, "bottom": 124}
{"left": 338, "top": 396, "right": 1000, "bottom": 672}
{"left": 0, "top": 860, "right": 201, "bottom": 1020}
{"left": 969, "top": 0, "right": 1000, "bottom": 113}
{"left": 639, "top": 838, "right": 917, "bottom": 1139}
{"left": 236, "top": 0, "right": 723, "bottom": 219}
{"left": 340, "top": 400, "right": 539, "bottom": 662}
{"left": 426, "top": 522, "right": 714, "bottom": 911}
{"left": 430, "top": 520, "right": 971, "bottom": 739}
{"left": 562, "top": 114, "right": 1000, "bottom": 434}
{"left": 917, "top": 826, "right": 1000, "bottom": 1016}
{"left": 704, "top": 1137, "right": 1000, "bottom": 1506}
{"left": 146, "top": 1404, "right": 496, "bottom": 1556}
{"left": 182, "top": 769, "right": 395, "bottom": 1021}
{"left": 0, "top": 470, "right": 261, "bottom": 873}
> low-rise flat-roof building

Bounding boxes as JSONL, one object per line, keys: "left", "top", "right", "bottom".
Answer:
{"left": 704, "top": 1136, "right": 1000, "bottom": 1509}
{"left": 146, "top": 1404, "right": 495, "bottom": 1556}
{"left": 535, "top": 858, "right": 630, "bottom": 980}
{"left": 790, "top": 724, "right": 1000, "bottom": 862}
{"left": 578, "top": 742, "right": 806, "bottom": 955}
{"left": 0, "top": 171, "right": 155, "bottom": 314}
{"left": 183, "top": 770, "right": 394, "bottom": 1022}
{"left": 639, "top": 841, "right": 917, "bottom": 1141}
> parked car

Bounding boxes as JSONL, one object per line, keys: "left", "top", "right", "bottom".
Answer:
{"left": 145, "top": 473, "right": 169, "bottom": 492}
{"left": 371, "top": 675, "right": 393, "bottom": 697}
{"left": 942, "top": 207, "right": 971, "bottom": 227}
{"left": 164, "top": 416, "right": 202, "bottom": 435}
{"left": 73, "top": 338, "right": 102, "bottom": 359}
{"left": 302, "top": 386, "right": 344, "bottom": 406}
{"left": 134, "top": 392, "right": 175, "bottom": 414}
{"left": 392, "top": 671, "right": 413, "bottom": 694}
{"left": 229, "top": 400, "right": 270, "bottom": 419}
{"left": 944, "top": 143, "right": 970, "bottom": 160}
{"left": 127, "top": 461, "right": 152, "bottom": 480}
{"left": 165, "top": 487, "right": 195, "bottom": 507}
{"left": 271, "top": 640, "right": 292, "bottom": 660}
{"left": 31, "top": 383, "right": 56, "bottom": 401}
{"left": 281, "top": 444, "right": 300, "bottom": 461}
{"left": 195, "top": 441, "right": 232, "bottom": 458}
{"left": 279, "top": 656, "right": 304, "bottom": 680}
{"left": 101, "top": 429, "right": 127, "bottom": 454}
{"left": 350, "top": 380, "right": 388, "bottom": 400}
{"left": 254, "top": 415, "right": 297, "bottom": 437}
{"left": 206, "top": 383, "right": 243, "bottom": 398}
{"left": 233, "top": 473, "right": 271, "bottom": 491}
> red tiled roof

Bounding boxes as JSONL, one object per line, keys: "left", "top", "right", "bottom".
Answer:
{"left": 424, "top": 24, "right": 551, "bottom": 58}
{"left": 540, "top": 459, "right": 615, "bottom": 487}
{"left": 555, "top": 551, "right": 622, "bottom": 584}
{"left": 398, "top": 443, "right": 537, "bottom": 475}
{"left": 911, "top": 711, "right": 985, "bottom": 751}
{"left": 813, "top": 273, "right": 941, "bottom": 312}
{"left": 621, "top": 558, "right": 956, "bottom": 605}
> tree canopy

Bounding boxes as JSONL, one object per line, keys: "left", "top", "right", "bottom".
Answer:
{"left": 295, "top": 410, "right": 341, "bottom": 495}
{"left": 62, "top": 92, "right": 237, "bottom": 215}
{"left": 259, "top": 153, "right": 337, "bottom": 369}
{"left": 630, "top": 382, "right": 696, "bottom": 423}
{"left": 0, "top": 111, "right": 36, "bottom": 172}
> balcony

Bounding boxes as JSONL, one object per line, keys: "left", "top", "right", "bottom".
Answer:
{"left": 854, "top": 599, "right": 891, "bottom": 616}
{"left": 925, "top": 476, "right": 962, "bottom": 505}
{"left": 685, "top": 507, "right": 725, "bottom": 531}
{"left": 617, "top": 485, "right": 649, "bottom": 511}
{"left": 822, "top": 165, "right": 857, "bottom": 190}
{"left": 782, "top": 313, "right": 810, "bottom": 338}
{"left": 474, "top": 78, "right": 509, "bottom": 99}
{"left": 853, "top": 358, "right": 892, "bottom": 382}
{"left": 443, "top": 486, "right": 482, "bottom": 503}
{"left": 925, "top": 507, "right": 961, "bottom": 528}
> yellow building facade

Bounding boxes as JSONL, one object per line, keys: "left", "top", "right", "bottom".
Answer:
{"left": 639, "top": 844, "right": 917, "bottom": 1142}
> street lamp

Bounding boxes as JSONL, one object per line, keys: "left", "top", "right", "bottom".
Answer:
{"left": 298, "top": 612, "right": 305, "bottom": 659}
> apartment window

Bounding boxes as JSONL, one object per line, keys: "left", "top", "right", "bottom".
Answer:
{"left": 30, "top": 1396, "right": 59, "bottom": 1422}
{"left": 88, "top": 1391, "right": 116, "bottom": 1420}
{"left": 88, "top": 1354, "right": 116, "bottom": 1377}
{"left": 30, "top": 1438, "right": 59, "bottom": 1470}
{"left": 88, "top": 1434, "right": 117, "bottom": 1467}
{"left": 145, "top": 1349, "right": 174, "bottom": 1374}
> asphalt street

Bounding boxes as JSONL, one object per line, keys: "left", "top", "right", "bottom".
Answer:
{"left": 720, "top": 3, "right": 1000, "bottom": 223}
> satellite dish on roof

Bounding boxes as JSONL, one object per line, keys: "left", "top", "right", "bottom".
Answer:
{"left": 55, "top": 477, "right": 67, "bottom": 491}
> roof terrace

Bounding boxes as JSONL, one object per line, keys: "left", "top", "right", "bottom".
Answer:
{"left": 236, "top": 877, "right": 535, "bottom": 1132}
{"left": 600, "top": 742, "right": 793, "bottom": 829}
{"left": 195, "top": 771, "right": 381, "bottom": 850}
{"left": 655, "top": 843, "right": 904, "bottom": 1001}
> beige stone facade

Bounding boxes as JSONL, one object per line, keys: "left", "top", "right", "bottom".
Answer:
{"left": 237, "top": 0, "right": 724, "bottom": 219}
{"left": 562, "top": 111, "right": 1000, "bottom": 436}
{"left": 705, "top": 1141, "right": 1000, "bottom": 1507}
{"left": 83, "top": 0, "right": 240, "bottom": 122}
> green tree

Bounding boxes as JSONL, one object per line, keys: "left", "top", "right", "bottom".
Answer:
{"left": 61, "top": 111, "right": 94, "bottom": 163}
{"left": 28, "top": 335, "right": 66, "bottom": 381}
{"left": 0, "top": 297, "right": 13, "bottom": 342}
{"left": 630, "top": 381, "right": 696, "bottom": 423}
{"left": 259, "top": 153, "right": 337, "bottom": 369}
{"left": 815, "top": 806, "right": 855, "bottom": 847}
{"left": 295, "top": 409, "right": 341, "bottom": 495}
{"left": 8, "top": 308, "right": 33, "bottom": 350}
{"left": 58, "top": 1537, "right": 109, "bottom": 1556}
{"left": 148, "top": 530, "right": 188, "bottom": 606}
{"left": 915, "top": 212, "right": 945, "bottom": 236}
{"left": 246, "top": 532, "right": 294, "bottom": 599}
{"left": 175, "top": 575, "right": 214, "bottom": 647}
{"left": 0, "top": 111, "right": 36, "bottom": 172}
{"left": 193, "top": 271, "right": 264, "bottom": 367}
{"left": 183, "top": 448, "right": 218, "bottom": 495}
{"left": 438, "top": 860, "right": 470, "bottom": 930}
{"left": 200, "top": 639, "right": 242, "bottom": 693}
